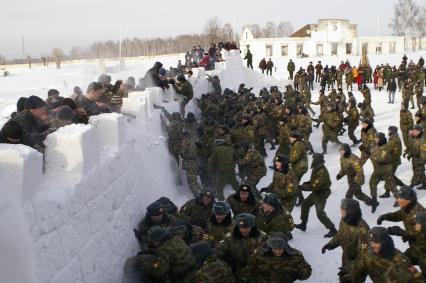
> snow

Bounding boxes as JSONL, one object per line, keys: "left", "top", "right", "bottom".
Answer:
{"left": 44, "top": 124, "right": 99, "bottom": 174}
{"left": 0, "top": 51, "right": 425, "bottom": 283}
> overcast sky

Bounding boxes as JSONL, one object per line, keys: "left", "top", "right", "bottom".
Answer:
{"left": 0, "top": 0, "right": 424, "bottom": 59}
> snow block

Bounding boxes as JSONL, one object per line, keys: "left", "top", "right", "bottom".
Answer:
{"left": 121, "top": 92, "right": 149, "bottom": 122}
{"left": 145, "top": 87, "right": 162, "bottom": 114}
{"left": 44, "top": 124, "right": 99, "bottom": 174}
{"left": 0, "top": 144, "right": 43, "bottom": 200}
{"left": 89, "top": 113, "right": 125, "bottom": 150}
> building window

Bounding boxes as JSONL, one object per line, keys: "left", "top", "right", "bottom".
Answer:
{"left": 346, "top": 43, "right": 352, "bottom": 54}
{"left": 281, "top": 45, "right": 288, "bottom": 56}
{"left": 331, "top": 43, "right": 338, "bottom": 55}
{"left": 297, "top": 44, "right": 303, "bottom": 56}
{"left": 266, "top": 45, "right": 273, "bottom": 57}
{"left": 316, "top": 44, "right": 323, "bottom": 56}
{"left": 389, "top": 42, "right": 396, "bottom": 53}
{"left": 376, "top": 43, "right": 382, "bottom": 54}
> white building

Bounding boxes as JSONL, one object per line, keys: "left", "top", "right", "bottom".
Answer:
{"left": 240, "top": 19, "right": 426, "bottom": 64}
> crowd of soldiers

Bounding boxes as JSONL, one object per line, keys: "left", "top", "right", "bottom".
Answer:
{"left": 121, "top": 54, "right": 426, "bottom": 282}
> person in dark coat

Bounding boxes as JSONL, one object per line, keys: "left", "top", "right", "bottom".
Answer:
{"left": 11, "top": 95, "right": 49, "bottom": 152}
{"left": 0, "top": 120, "right": 23, "bottom": 144}
{"left": 144, "top": 61, "right": 163, "bottom": 88}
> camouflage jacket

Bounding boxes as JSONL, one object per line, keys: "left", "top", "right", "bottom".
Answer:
{"left": 204, "top": 214, "right": 235, "bottom": 246}
{"left": 320, "top": 111, "right": 342, "bottom": 132}
{"left": 142, "top": 235, "right": 195, "bottom": 280}
{"left": 179, "top": 199, "right": 213, "bottom": 229}
{"left": 295, "top": 113, "right": 312, "bottom": 135}
{"left": 173, "top": 80, "right": 194, "bottom": 100}
{"left": 239, "top": 148, "right": 266, "bottom": 176}
{"left": 382, "top": 201, "right": 426, "bottom": 241}
{"left": 230, "top": 125, "right": 254, "bottom": 146}
{"left": 137, "top": 214, "right": 176, "bottom": 246}
{"left": 370, "top": 144, "right": 392, "bottom": 173}
{"left": 180, "top": 138, "right": 198, "bottom": 169}
{"left": 217, "top": 227, "right": 267, "bottom": 268}
{"left": 338, "top": 154, "right": 365, "bottom": 185}
{"left": 301, "top": 164, "right": 331, "bottom": 194}
{"left": 361, "top": 125, "right": 377, "bottom": 149}
{"left": 208, "top": 144, "right": 235, "bottom": 174}
{"left": 242, "top": 248, "right": 312, "bottom": 283}
{"left": 350, "top": 249, "right": 422, "bottom": 283}
{"left": 326, "top": 219, "right": 370, "bottom": 262}
{"left": 387, "top": 135, "right": 402, "bottom": 166}
{"left": 267, "top": 170, "right": 298, "bottom": 200}
{"left": 400, "top": 110, "right": 414, "bottom": 132}
{"left": 406, "top": 133, "right": 425, "bottom": 160}
{"left": 289, "top": 141, "right": 308, "bottom": 177}
{"left": 226, "top": 193, "right": 260, "bottom": 217}
{"left": 186, "top": 255, "right": 234, "bottom": 283}
{"left": 345, "top": 106, "right": 359, "bottom": 126}
{"left": 256, "top": 208, "right": 294, "bottom": 235}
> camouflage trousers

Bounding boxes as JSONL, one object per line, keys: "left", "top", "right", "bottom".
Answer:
{"left": 281, "top": 195, "right": 297, "bottom": 213}
{"left": 244, "top": 168, "right": 266, "bottom": 192}
{"left": 123, "top": 256, "right": 162, "bottom": 283}
{"left": 347, "top": 124, "right": 358, "bottom": 143}
{"left": 401, "top": 128, "right": 410, "bottom": 149}
{"left": 360, "top": 150, "right": 371, "bottom": 165}
{"left": 322, "top": 130, "right": 340, "bottom": 151}
{"left": 213, "top": 171, "right": 239, "bottom": 201}
{"left": 346, "top": 183, "right": 373, "bottom": 206}
{"left": 276, "top": 143, "right": 290, "bottom": 157}
{"left": 254, "top": 134, "right": 267, "bottom": 157}
{"left": 411, "top": 158, "right": 426, "bottom": 186}
{"left": 183, "top": 162, "right": 202, "bottom": 196}
{"left": 369, "top": 170, "right": 396, "bottom": 198}
{"left": 405, "top": 245, "right": 426, "bottom": 280}
{"left": 300, "top": 190, "right": 335, "bottom": 230}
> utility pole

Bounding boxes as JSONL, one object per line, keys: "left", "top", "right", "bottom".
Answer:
{"left": 119, "top": 16, "right": 124, "bottom": 72}
{"left": 21, "top": 35, "right": 26, "bottom": 61}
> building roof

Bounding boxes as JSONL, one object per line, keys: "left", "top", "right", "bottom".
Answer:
{"left": 290, "top": 24, "right": 312, "bottom": 38}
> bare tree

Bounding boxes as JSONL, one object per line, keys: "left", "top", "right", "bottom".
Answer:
{"left": 418, "top": 4, "right": 426, "bottom": 36}
{"left": 222, "top": 23, "right": 234, "bottom": 42}
{"left": 204, "top": 16, "right": 222, "bottom": 44}
{"left": 52, "top": 48, "right": 63, "bottom": 69}
{"left": 262, "top": 21, "right": 276, "bottom": 38}
{"left": 276, "top": 21, "right": 294, "bottom": 37}
{"left": 389, "top": 0, "right": 421, "bottom": 36}
{"left": 0, "top": 55, "right": 6, "bottom": 65}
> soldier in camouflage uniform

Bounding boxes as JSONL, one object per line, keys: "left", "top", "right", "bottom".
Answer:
{"left": 378, "top": 186, "right": 426, "bottom": 276}
{"left": 369, "top": 132, "right": 397, "bottom": 201}
{"left": 300, "top": 89, "right": 315, "bottom": 116}
{"left": 400, "top": 104, "right": 414, "bottom": 148}
{"left": 252, "top": 102, "right": 268, "bottom": 156}
{"left": 413, "top": 211, "right": 426, "bottom": 280}
{"left": 345, "top": 67, "right": 354, "bottom": 91}
{"left": 404, "top": 125, "right": 426, "bottom": 189}
{"left": 289, "top": 131, "right": 308, "bottom": 205}
{"left": 136, "top": 201, "right": 176, "bottom": 249}
{"left": 337, "top": 144, "right": 377, "bottom": 211}
{"left": 183, "top": 112, "right": 198, "bottom": 142}
{"left": 204, "top": 201, "right": 234, "bottom": 246}
{"left": 276, "top": 115, "right": 291, "bottom": 156}
{"left": 295, "top": 153, "right": 337, "bottom": 238}
{"left": 197, "top": 119, "right": 215, "bottom": 187}
{"left": 318, "top": 103, "right": 342, "bottom": 154}
{"left": 295, "top": 105, "right": 314, "bottom": 154}
{"left": 171, "top": 218, "right": 204, "bottom": 245}
{"left": 241, "top": 232, "right": 312, "bottom": 283}
{"left": 357, "top": 102, "right": 375, "bottom": 124}
{"left": 238, "top": 143, "right": 266, "bottom": 194}
{"left": 187, "top": 241, "right": 234, "bottom": 283}
{"left": 208, "top": 139, "right": 238, "bottom": 201}
{"left": 123, "top": 225, "right": 195, "bottom": 283}
{"left": 230, "top": 114, "right": 254, "bottom": 177}
{"left": 180, "top": 189, "right": 215, "bottom": 229}
{"left": 415, "top": 110, "right": 426, "bottom": 130}
{"left": 349, "top": 226, "right": 423, "bottom": 283}
{"left": 415, "top": 80, "right": 424, "bottom": 109}
{"left": 226, "top": 184, "right": 260, "bottom": 217}
{"left": 263, "top": 155, "right": 299, "bottom": 212}
{"left": 172, "top": 74, "right": 194, "bottom": 117}
{"left": 217, "top": 213, "right": 267, "bottom": 281}
{"left": 402, "top": 80, "right": 415, "bottom": 109}
{"left": 359, "top": 118, "right": 377, "bottom": 165}
{"left": 381, "top": 126, "right": 405, "bottom": 198}
{"left": 322, "top": 199, "right": 369, "bottom": 283}
{"left": 180, "top": 132, "right": 202, "bottom": 195}
{"left": 344, "top": 97, "right": 361, "bottom": 145}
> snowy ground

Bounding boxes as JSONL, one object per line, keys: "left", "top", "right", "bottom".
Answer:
{"left": 1, "top": 51, "right": 425, "bottom": 282}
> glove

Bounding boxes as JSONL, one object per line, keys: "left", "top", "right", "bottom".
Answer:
{"left": 338, "top": 267, "right": 351, "bottom": 283}
{"left": 387, "top": 226, "right": 406, "bottom": 237}
{"left": 377, "top": 215, "right": 387, "bottom": 225}
{"left": 359, "top": 144, "right": 366, "bottom": 152}
{"left": 288, "top": 269, "right": 299, "bottom": 281}
{"left": 321, "top": 243, "right": 332, "bottom": 254}
{"left": 168, "top": 78, "right": 176, "bottom": 85}
{"left": 402, "top": 234, "right": 416, "bottom": 243}
{"left": 336, "top": 173, "right": 343, "bottom": 180}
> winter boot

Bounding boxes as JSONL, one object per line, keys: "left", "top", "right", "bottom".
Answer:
{"left": 379, "top": 191, "right": 390, "bottom": 198}
{"left": 371, "top": 197, "right": 379, "bottom": 213}
{"left": 324, "top": 227, "right": 337, "bottom": 238}
{"left": 295, "top": 223, "right": 307, "bottom": 232}
{"left": 322, "top": 143, "right": 327, "bottom": 155}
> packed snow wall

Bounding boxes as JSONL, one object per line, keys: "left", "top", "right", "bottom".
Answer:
{"left": 0, "top": 52, "right": 272, "bottom": 283}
